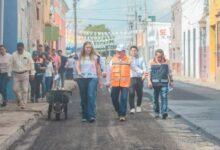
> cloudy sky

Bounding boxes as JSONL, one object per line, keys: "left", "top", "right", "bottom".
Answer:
{"left": 65, "top": 0, "right": 176, "bottom": 31}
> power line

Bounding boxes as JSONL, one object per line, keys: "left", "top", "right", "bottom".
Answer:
{"left": 68, "top": 18, "right": 128, "bottom": 22}
{"left": 69, "top": 7, "right": 127, "bottom": 11}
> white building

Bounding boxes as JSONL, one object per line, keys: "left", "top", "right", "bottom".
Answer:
{"left": 181, "top": 0, "right": 205, "bottom": 79}
{"left": 147, "top": 22, "right": 171, "bottom": 62}
{"left": 0, "top": 0, "right": 4, "bottom": 44}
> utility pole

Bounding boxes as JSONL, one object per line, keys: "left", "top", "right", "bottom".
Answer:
{"left": 73, "top": 0, "right": 77, "bottom": 52}
{"left": 144, "top": 0, "right": 148, "bottom": 63}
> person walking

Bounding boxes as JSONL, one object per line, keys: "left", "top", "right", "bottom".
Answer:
{"left": 129, "top": 46, "right": 148, "bottom": 114}
{"left": 147, "top": 49, "right": 173, "bottom": 119}
{"left": 45, "top": 55, "right": 54, "bottom": 94}
{"left": 58, "top": 50, "right": 68, "bottom": 89}
{"left": 65, "top": 54, "right": 75, "bottom": 80}
{"left": 51, "top": 49, "right": 61, "bottom": 89}
{"left": 76, "top": 41, "right": 102, "bottom": 123}
{"left": 0, "top": 45, "right": 11, "bottom": 107}
{"left": 11, "top": 42, "right": 35, "bottom": 109}
{"left": 106, "top": 44, "right": 131, "bottom": 121}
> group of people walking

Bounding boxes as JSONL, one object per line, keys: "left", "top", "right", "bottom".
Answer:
{"left": 76, "top": 42, "right": 173, "bottom": 123}
{"left": 0, "top": 41, "right": 173, "bottom": 121}
{"left": 0, "top": 42, "right": 74, "bottom": 109}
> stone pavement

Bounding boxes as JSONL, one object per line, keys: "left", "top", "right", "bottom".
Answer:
{"left": 144, "top": 81, "right": 220, "bottom": 145}
{"left": 0, "top": 102, "right": 48, "bottom": 150}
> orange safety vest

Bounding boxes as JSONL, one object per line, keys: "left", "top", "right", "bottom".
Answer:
{"left": 110, "top": 55, "right": 131, "bottom": 87}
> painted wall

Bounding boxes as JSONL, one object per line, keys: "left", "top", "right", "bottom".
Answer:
{"left": 209, "top": 0, "right": 220, "bottom": 82}
{"left": 3, "top": 0, "right": 18, "bottom": 53}
{"left": 171, "top": 0, "right": 182, "bottom": 75}
{"left": 181, "top": 0, "right": 205, "bottom": 79}
{"left": 0, "top": 0, "right": 4, "bottom": 44}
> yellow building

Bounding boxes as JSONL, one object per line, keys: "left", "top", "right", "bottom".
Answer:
{"left": 209, "top": 0, "right": 220, "bottom": 83}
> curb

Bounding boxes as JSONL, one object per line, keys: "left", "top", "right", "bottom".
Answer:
{"left": 0, "top": 107, "right": 48, "bottom": 150}
{"left": 144, "top": 90, "right": 220, "bottom": 145}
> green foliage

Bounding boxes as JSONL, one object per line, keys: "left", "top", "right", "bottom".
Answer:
{"left": 84, "top": 24, "right": 110, "bottom": 32}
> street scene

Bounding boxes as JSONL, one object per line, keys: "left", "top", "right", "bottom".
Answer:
{"left": 1, "top": 0, "right": 220, "bottom": 150}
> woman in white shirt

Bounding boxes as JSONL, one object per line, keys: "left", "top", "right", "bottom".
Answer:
{"left": 76, "top": 41, "right": 102, "bottom": 123}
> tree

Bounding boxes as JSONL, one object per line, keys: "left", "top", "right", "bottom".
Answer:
{"left": 84, "top": 24, "right": 110, "bottom": 32}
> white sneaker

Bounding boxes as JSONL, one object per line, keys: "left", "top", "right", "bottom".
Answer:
{"left": 136, "top": 107, "right": 142, "bottom": 113}
{"left": 130, "top": 108, "right": 135, "bottom": 114}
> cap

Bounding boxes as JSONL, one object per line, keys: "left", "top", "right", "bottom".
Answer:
{"left": 17, "top": 42, "right": 24, "bottom": 48}
{"left": 116, "top": 44, "right": 126, "bottom": 52}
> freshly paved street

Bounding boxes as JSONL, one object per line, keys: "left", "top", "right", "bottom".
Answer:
{"left": 145, "top": 81, "right": 220, "bottom": 144}
{"left": 169, "top": 82, "right": 220, "bottom": 141}
{"left": 9, "top": 86, "right": 220, "bottom": 150}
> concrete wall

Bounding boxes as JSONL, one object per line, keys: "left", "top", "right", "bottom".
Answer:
{"left": 181, "top": 0, "right": 205, "bottom": 79}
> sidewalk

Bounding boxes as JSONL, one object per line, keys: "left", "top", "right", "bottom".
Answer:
{"left": 0, "top": 102, "right": 48, "bottom": 150}
{"left": 174, "top": 76, "right": 220, "bottom": 90}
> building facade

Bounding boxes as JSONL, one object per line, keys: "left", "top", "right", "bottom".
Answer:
{"left": 147, "top": 22, "right": 171, "bottom": 62}
{"left": 3, "top": 0, "right": 50, "bottom": 53}
{"left": 209, "top": 0, "right": 220, "bottom": 83}
{"left": 51, "top": 0, "right": 69, "bottom": 51}
{"left": 171, "top": 0, "right": 182, "bottom": 75}
{"left": 0, "top": 0, "right": 4, "bottom": 44}
{"left": 181, "top": 0, "right": 206, "bottom": 79}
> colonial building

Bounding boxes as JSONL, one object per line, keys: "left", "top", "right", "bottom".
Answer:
{"left": 171, "top": 0, "right": 182, "bottom": 76}
{"left": 3, "top": 0, "right": 51, "bottom": 53}
{"left": 50, "top": 0, "right": 69, "bottom": 51}
{"left": 209, "top": 0, "right": 220, "bottom": 83}
{"left": 0, "top": 0, "right": 4, "bottom": 44}
{"left": 147, "top": 22, "right": 171, "bottom": 62}
{"left": 181, "top": 0, "right": 206, "bottom": 79}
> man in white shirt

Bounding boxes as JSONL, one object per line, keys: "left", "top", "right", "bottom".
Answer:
{"left": 11, "top": 42, "right": 35, "bottom": 109}
{"left": 129, "top": 46, "right": 148, "bottom": 114}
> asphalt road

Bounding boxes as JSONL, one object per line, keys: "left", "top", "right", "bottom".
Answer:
{"left": 9, "top": 89, "right": 180, "bottom": 150}
{"left": 168, "top": 82, "right": 220, "bottom": 142}
{"left": 9, "top": 82, "right": 220, "bottom": 150}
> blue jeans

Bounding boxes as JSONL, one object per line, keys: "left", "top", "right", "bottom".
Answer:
{"left": 77, "top": 78, "right": 98, "bottom": 120}
{"left": 45, "top": 77, "right": 53, "bottom": 93}
{"left": 153, "top": 86, "right": 169, "bottom": 115}
{"left": 0, "top": 73, "right": 9, "bottom": 102}
{"left": 111, "top": 87, "right": 129, "bottom": 117}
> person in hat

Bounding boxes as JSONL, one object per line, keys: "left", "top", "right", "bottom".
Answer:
{"left": 106, "top": 44, "right": 131, "bottom": 121}
{"left": 11, "top": 42, "right": 35, "bottom": 109}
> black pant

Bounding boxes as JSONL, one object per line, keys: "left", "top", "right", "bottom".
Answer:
{"left": 129, "top": 77, "right": 144, "bottom": 109}
{"left": 30, "top": 79, "right": 36, "bottom": 102}
{"left": 59, "top": 72, "right": 65, "bottom": 88}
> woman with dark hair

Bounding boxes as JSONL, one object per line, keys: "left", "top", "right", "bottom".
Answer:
{"left": 147, "top": 49, "right": 173, "bottom": 119}
{"left": 76, "top": 41, "right": 102, "bottom": 123}
{"left": 0, "top": 45, "right": 11, "bottom": 107}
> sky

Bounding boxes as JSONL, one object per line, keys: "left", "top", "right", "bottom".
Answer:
{"left": 65, "top": 0, "right": 176, "bottom": 32}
